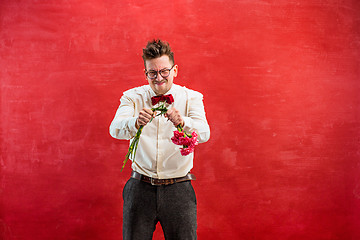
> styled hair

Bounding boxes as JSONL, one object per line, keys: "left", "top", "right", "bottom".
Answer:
{"left": 142, "top": 39, "right": 174, "bottom": 68}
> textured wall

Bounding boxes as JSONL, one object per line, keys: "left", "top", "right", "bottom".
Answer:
{"left": 1, "top": 0, "right": 360, "bottom": 239}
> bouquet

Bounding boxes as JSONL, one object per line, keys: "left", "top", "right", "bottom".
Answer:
{"left": 121, "top": 101, "right": 198, "bottom": 171}
{"left": 171, "top": 125, "right": 198, "bottom": 156}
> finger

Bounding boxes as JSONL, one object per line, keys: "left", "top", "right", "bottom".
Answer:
{"left": 174, "top": 118, "right": 182, "bottom": 126}
{"left": 140, "top": 110, "right": 153, "bottom": 120}
{"left": 143, "top": 108, "right": 154, "bottom": 115}
{"left": 137, "top": 111, "right": 153, "bottom": 126}
{"left": 138, "top": 115, "right": 148, "bottom": 124}
{"left": 174, "top": 114, "right": 183, "bottom": 126}
{"left": 137, "top": 118, "right": 146, "bottom": 126}
{"left": 165, "top": 109, "right": 173, "bottom": 118}
{"left": 139, "top": 116, "right": 152, "bottom": 125}
{"left": 143, "top": 108, "right": 156, "bottom": 118}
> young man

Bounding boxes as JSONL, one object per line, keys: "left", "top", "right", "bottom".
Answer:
{"left": 109, "top": 39, "right": 210, "bottom": 240}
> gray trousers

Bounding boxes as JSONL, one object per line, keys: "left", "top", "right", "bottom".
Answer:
{"left": 122, "top": 177, "right": 197, "bottom": 240}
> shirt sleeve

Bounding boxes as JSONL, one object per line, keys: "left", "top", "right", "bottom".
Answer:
{"left": 182, "top": 91, "right": 210, "bottom": 143}
{"left": 109, "top": 94, "right": 139, "bottom": 140}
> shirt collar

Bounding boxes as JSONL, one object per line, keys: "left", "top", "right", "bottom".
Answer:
{"left": 148, "top": 84, "right": 177, "bottom": 97}
{"left": 147, "top": 84, "right": 177, "bottom": 105}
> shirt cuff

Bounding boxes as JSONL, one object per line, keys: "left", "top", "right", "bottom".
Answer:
{"left": 128, "top": 117, "right": 138, "bottom": 133}
{"left": 182, "top": 116, "right": 192, "bottom": 131}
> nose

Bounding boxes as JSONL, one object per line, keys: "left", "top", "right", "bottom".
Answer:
{"left": 155, "top": 72, "right": 164, "bottom": 80}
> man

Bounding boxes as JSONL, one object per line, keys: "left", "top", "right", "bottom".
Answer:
{"left": 109, "top": 39, "right": 210, "bottom": 240}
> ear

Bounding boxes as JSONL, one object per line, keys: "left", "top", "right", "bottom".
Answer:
{"left": 173, "top": 65, "right": 178, "bottom": 77}
{"left": 144, "top": 69, "right": 148, "bottom": 81}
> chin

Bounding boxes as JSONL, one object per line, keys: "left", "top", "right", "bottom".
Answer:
{"left": 155, "top": 87, "right": 168, "bottom": 95}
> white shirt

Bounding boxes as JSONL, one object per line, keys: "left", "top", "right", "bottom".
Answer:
{"left": 109, "top": 84, "right": 210, "bottom": 179}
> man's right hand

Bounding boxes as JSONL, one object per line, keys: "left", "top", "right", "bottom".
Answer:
{"left": 136, "top": 108, "right": 155, "bottom": 129}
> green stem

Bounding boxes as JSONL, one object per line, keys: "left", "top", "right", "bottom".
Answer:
{"left": 121, "top": 102, "right": 169, "bottom": 172}
{"left": 177, "top": 124, "right": 192, "bottom": 138}
{"left": 120, "top": 125, "right": 143, "bottom": 172}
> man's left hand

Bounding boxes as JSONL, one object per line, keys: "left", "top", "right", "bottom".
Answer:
{"left": 165, "top": 108, "right": 184, "bottom": 127}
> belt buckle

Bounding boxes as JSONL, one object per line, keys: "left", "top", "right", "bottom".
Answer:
{"left": 150, "top": 177, "right": 159, "bottom": 186}
{"left": 150, "top": 177, "right": 176, "bottom": 186}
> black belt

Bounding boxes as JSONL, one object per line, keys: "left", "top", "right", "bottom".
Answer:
{"left": 131, "top": 171, "right": 196, "bottom": 186}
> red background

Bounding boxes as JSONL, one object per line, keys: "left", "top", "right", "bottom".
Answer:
{"left": 1, "top": 0, "right": 360, "bottom": 239}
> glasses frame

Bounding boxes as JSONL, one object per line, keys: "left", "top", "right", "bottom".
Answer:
{"left": 145, "top": 65, "right": 175, "bottom": 79}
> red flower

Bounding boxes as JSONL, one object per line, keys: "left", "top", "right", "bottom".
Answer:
{"left": 171, "top": 131, "right": 182, "bottom": 145}
{"left": 171, "top": 129, "right": 199, "bottom": 156}
{"left": 189, "top": 132, "right": 198, "bottom": 148}
{"left": 180, "top": 146, "right": 195, "bottom": 156}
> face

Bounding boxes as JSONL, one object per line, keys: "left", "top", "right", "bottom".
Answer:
{"left": 145, "top": 55, "right": 178, "bottom": 95}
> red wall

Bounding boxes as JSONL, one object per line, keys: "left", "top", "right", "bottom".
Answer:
{"left": 1, "top": 0, "right": 360, "bottom": 239}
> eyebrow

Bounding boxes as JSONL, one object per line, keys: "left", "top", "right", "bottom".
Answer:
{"left": 148, "top": 67, "right": 171, "bottom": 71}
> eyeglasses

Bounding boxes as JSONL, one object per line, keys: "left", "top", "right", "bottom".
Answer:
{"left": 145, "top": 65, "right": 175, "bottom": 79}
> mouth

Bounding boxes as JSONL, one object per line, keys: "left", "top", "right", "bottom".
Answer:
{"left": 154, "top": 81, "right": 166, "bottom": 86}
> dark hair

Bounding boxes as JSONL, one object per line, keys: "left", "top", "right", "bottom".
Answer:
{"left": 142, "top": 39, "right": 174, "bottom": 68}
